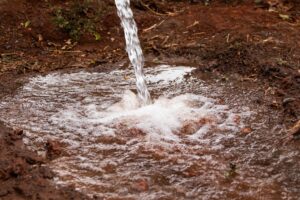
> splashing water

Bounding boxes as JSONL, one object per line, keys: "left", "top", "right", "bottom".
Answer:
{"left": 0, "top": 65, "right": 257, "bottom": 198}
{"left": 115, "top": 0, "right": 151, "bottom": 105}
{"left": 1, "top": 65, "right": 298, "bottom": 199}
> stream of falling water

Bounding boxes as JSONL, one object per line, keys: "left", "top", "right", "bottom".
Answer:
{"left": 115, "top": 0, "right": 151, "bottom": 105}
{"left": 0, "top": 1, "right": 299, "bottom": 199}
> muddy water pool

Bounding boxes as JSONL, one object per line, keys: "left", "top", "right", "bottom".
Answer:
{"left": 0, "top": 65, "right": 299, "bottom": 199}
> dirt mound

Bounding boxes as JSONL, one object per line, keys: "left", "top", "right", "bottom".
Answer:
{"left": 193, "top": 38, "right": 300, "bottom": 124}
{"left": 0, "top": 122, "right": 91, "bottom": 200}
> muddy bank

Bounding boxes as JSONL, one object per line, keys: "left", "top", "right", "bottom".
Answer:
{"left": 0, "top": 122, "right": 91, "bottom": 200}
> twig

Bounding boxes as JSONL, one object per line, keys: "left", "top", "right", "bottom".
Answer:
{"left": 143, "top": 20, "right": 165, "bottom": 32}
{"left": 161, "top": 36, "right": 169, "bottom": 46}
{"left": 164, "top": 43, "right": 179, "bottom": 48}
{"left": 226, "top": 33, "right": 231, "bottom": 43}
{"left": 139, "top": 0, "right": 166, "bottom": 16}
{"left": 48, "top": 50, "right": 82, "bottom": 53}
{"left": 186, "top": 21, "right": 199, "bottom": 29}
{"left": 139, "top": 0, "right": 181, "bottom": 16}
{"left": 192, "top": 32, "right": 205, "bottom": 36}
{"left": 0, "top": 53, "right": 19, "bottom": 56}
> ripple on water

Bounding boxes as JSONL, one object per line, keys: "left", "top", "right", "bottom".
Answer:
{"left": 1, "top": 65, "right": 283, "bottom": 199}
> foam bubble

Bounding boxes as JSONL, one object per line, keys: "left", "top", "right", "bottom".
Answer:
{"left": 0, "top": 65, "right": 252, "bottom": 197}
{"left": 47, "top": 89, "right": 247, "bottom": 145}
{"left": 146, "top": 65, "right": 194, "bottom": 84}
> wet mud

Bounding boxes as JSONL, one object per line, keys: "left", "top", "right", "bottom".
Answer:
{"left": 0, "top": 122, "right": 91, "bottom": 200}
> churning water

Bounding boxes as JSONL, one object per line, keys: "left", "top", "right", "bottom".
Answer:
{"left": 0, "top": 65, "right": 259, "bottom": 199}
{"left": 115, "top": 0, "right": 151, "bottom": 105}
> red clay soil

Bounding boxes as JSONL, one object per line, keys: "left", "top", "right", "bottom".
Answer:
{"left": 0, "top": 122, "right": 92, "bottom": 200}
{"left": 0, "top": 0, "right": 300, "bottom": 199}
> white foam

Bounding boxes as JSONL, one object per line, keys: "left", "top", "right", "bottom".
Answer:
{"left": 0, "top": 65, "right": 252, "bottom": 197}
{"left": 146, "top": 65, "right": 194, "bottom": 84}
{"left": 46, "top": 89, "right": 244, "bottom": 144}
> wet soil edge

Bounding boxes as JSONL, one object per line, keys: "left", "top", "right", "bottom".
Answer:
{"left": 0, "top": 122, "right": 92, "bottom": 200}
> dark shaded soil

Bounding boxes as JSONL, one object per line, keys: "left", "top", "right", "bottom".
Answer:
{"left": 0, "top": 0, "right": 299, "bottom": 199}
{"left": 0, "top": 122, "right": 91, "bottom": 200}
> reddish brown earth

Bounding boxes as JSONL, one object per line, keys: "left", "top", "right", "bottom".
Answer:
{"left": 0, "top": 0, "right": 299, "bottom": 199}
{"left": 0, "top": 122, "right": 91, "bottom": 200}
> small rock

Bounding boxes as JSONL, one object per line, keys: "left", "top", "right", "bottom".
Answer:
{"left": 132, "top": 179, "right": 149, "bottom": 192}
{"left": 289, "top": 120, "right": 300, "bottom": 139}
{"left": 270, "top": 100, "right": 280, "bottom": 108}
{"left": 37, "top": 34, "right": 43, "bottom": 42}
{"left": 233, "top": 115, "right": 241, "bottom": 124}
{"left": 9, "top": 129, "right": 23, "bottom": 141}
{"left": 45, "top": 140, "right": 63, "bottom": 160}
{"left": 225, "top": 163, "right": 237, "bottom": 179}
{"left": 10, "top": 158, "right": 26, "bottom": 177}
{"left": 180, "top": 118, "right": 213, "bottom": 135}
{"left": 24, "top": 152, "right": 44, "bottom": 165}
{"left": 241, "top": 127, "right": 252, "bottom": 134}
{"left": 103, "top": 163, "right": 117, "bottom": 173}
